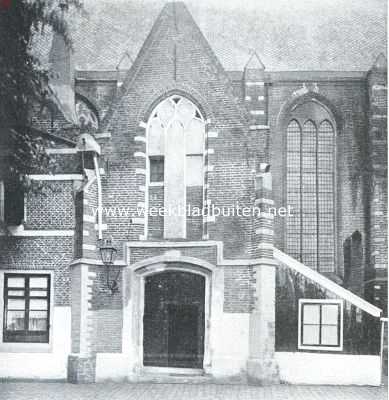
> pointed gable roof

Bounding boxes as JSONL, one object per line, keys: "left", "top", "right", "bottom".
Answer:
{"left": 244, "top": 51, "right": 265, "bottom": 71}
{"left": 101, "top": 2, "right": 248, "bottom": 130}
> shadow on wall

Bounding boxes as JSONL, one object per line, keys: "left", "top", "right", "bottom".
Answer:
{"left": 343, "top": 231, "right": 363, "bottom": 296}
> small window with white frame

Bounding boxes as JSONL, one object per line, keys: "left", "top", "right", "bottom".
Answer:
{"left": 3, "top": 273, "right": 51, "bottom": 343}
{"left": 298, "top": 299, "right": 343, "bottom": 351}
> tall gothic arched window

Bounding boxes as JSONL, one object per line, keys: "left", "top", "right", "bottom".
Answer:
{"left": 147, "top": 95, "right": 205, "bottom": 239}
{"left": 286, "top": 101, "right": 336, "bottom": 273}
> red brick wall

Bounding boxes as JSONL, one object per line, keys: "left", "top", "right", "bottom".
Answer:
{"left": 0, "top": 236, "right": 73, "bottom": 306}
{"left": 98, "top": 3, "right": 256, "bottom": 261}
{"left": 76, "top": 81, "right": 117, "bottom": 121}
{"left": 25, "top": 181, "right": 75, "bottom": 230}
{"left": 89, "top": 266, "right": 123, "bottom": 353}
{"left": 148, "top": 186, "right": 164, "bottom": 239}
{"left": 267, "top": 80, "right": 369, "bottom": 286}
{"left": 186, "top": 186, "right": 203, "bottom": 240}
{"left": 224, "top": 266, "right": 255, "bottom": 313}
{"left": 1, "top": 4, "right": 385, "bottom": 362}
{"left": 366, "top": 63, "right": 387, "bottom": 311}
{"left": 128, "top": 245, "right": 218, "bottom": 267}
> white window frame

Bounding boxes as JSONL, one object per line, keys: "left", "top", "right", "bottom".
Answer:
{"left": 298, "top": 298, "right": 343, "bottom": 351}
{"left": 0, "top": 270, "right": 54, "bottom": 353}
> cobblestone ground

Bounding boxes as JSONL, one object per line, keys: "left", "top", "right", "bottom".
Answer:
{"left": 0, "top": 383, "right": 387, "bottom": 400}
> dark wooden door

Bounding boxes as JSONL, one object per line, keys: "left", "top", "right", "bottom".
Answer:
{"left": 168, "top": 304, "right": 203, "bottom": 368}
{"left": 143, "top": 270, "right": 205, "bottom": 368}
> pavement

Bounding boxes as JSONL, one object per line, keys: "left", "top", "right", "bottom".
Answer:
{"left": 0, "top": 382, "right": 387, "bottom": 400}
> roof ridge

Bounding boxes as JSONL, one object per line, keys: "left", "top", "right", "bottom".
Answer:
{"left": 101, "top": 2, "right": 249, "bottom": 132}
{"left": 100, "top": 5, "right": 171, "bottom": 129}
{"left": 173, "top": 3, "right": 249, "bottom": 127}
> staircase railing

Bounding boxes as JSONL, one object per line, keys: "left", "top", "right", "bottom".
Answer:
{"left": 273, "top": 248, "right": 382, "bottom": 318}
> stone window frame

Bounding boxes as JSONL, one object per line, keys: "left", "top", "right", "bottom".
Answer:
{"left": 146, "top": 94, "right": 206, "bottom": 186}
{"left": 145, "top": 94, "right": 206, "bottom": 239}
{"left": 285, "top": 104, "right": 337, "bottom": 273}
{"left": 0, "top": 270, "right": 54, "bottom": 353}
{"left": 298, "top": 298, "right": 343, "bottom": 352}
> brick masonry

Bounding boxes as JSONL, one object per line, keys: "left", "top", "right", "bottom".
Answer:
{"left": 25, "top": 181, "right": 75, "bottom": 230}
{"left": 365, "top": 55, "right": 388, "bottom": 313}
{"left": 224, "top": 266, "right": 254, "bottom": 313}
{"left": 0, "top": 236, "right": 73, "bottom": 306}
{"left": 0, "top": 1, "right": 386, "bottom": 384}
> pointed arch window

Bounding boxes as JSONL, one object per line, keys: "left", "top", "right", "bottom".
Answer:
{"left": 76, "top": 99, "right": 99, "bottom": 130}
{"left": 147, "top": 95, "right": 205, "bottom": 239}
{"left": 286, "top": 103, "right": 336, "bottom": 273}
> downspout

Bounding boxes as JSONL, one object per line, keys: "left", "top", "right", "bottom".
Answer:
{"left": 93, "top": 154, "right": 103, "bottom": 240}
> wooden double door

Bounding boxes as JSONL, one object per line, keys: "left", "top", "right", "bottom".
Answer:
{"left": 143, "top": 270, "right": 205, "bottom": 369}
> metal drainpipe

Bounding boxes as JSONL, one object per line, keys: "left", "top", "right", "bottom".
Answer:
{"left": 93, "top": 154, "right": 103, "bottom": 240}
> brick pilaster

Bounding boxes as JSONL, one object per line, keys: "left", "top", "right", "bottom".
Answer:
{"left": 67, "top": 262, "right": 96, "bottom": 383}
{"left": 247, "top": 170, "right": 279, "bottom": 384}
{"left": 366, "top": 54, "right": 388, "bottom": 314}
{"left": 243, "top": 52, "right": 269, "bottom": 130}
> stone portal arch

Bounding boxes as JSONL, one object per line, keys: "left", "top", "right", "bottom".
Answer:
{"left": 124, "top": 256, "right": 215, "bottom": 373}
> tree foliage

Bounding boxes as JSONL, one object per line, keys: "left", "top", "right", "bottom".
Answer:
{"left": 0, "top": 0, "right": 82, "bottom": 188}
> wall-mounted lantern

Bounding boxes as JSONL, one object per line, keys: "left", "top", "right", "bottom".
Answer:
{"left": 98, "top": 238, "right": 120, "bottom": 294}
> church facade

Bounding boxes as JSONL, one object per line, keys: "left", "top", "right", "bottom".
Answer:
{"left": 0, "top": 2, "right": 386, "bottom": 385}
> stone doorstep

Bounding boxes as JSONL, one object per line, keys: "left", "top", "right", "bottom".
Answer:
{"left": 129, "top": 367, "right": 248, "bottom": 385}
{"left": 129, "top": 372, "right": 246, "bottom": 385}
{"left": 129, "top": 374, "right": 213, "bottom": 385}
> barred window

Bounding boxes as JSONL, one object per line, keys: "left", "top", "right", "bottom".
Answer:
{"left": 3, "top": 274, "right": 51, "bottom": 343}
{"left": 286, "top": 104, "right": 336, "bottom": 273}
